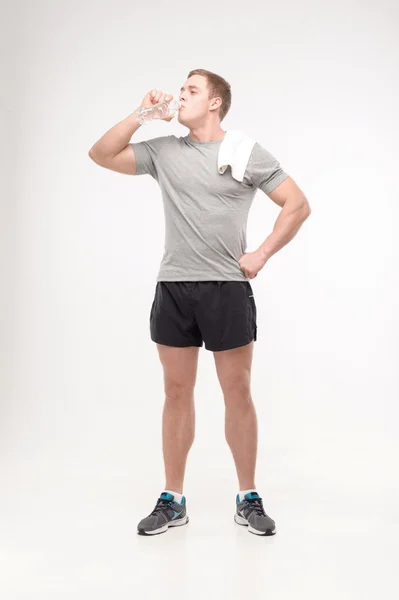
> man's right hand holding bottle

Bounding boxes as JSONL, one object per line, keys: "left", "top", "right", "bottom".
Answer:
{"left": 138, "top": 89, "right": 175, "bottom": 122}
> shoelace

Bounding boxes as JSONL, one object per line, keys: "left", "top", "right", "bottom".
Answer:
{"left": 245, "top": 497, "right": 266, "bottom": 516}
{"left": 150, "top": 498, "right": 174, "bottom": 517}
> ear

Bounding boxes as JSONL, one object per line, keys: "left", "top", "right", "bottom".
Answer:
{"left": 209, "top": 97, "right": 222, "bottom": 112}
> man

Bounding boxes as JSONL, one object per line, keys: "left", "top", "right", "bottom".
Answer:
{"left": 89, "top": 68, "right": 311, "bottom": 537}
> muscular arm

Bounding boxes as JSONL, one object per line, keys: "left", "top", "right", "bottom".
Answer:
{"left": 88, "top": 111, "right": 141, "bottom": 175}
{"left": 258, "top": 176, "right": 311, "bottom": 261}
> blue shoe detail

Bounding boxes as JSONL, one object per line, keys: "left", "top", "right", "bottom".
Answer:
{"left": 172, "top": 510, "right": 184, "bottom": 520}
{"left": 160, "top": 492, "right": 174, "bottom": 501}
{"left": 160, "top": 492, "right": 186, "bottom": 504}
{"left": 245, "top": 492, "right": 260, "bottom": 501}
{"left": 237, "top": 492, "right": 260, "bottom": 503}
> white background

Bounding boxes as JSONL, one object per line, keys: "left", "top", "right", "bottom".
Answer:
{"left": 1, "top": 0, "right": 398, "bottom": 597}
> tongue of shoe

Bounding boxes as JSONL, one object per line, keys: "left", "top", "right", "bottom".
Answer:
{"left": 244, "top": 492, "right": 260, "bottom": 500}
{"left": 160, "top": 492, "right": 175, "bottom": 502}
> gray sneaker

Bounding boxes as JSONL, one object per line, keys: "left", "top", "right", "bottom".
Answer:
{"left": 137, "top": 492, "right": 189, "bottom": 536}
{"left": 234, "top": 491, "right": 276, "bottom": 536}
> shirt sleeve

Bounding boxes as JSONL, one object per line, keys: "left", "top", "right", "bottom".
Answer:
{"left": 244, "top": 142, "right": 289, "bottom": 194}
{"left": 129, "top": 135, "right": 171, "bottom": 179}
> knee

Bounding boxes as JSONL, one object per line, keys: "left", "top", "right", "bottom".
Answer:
{"left": 164, "top": 381, "right": 194, "bottom": 405}
{"left": 222, "top": 377, "right": 252, "bottom": 408}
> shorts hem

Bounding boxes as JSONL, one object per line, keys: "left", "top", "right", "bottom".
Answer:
{"left": 205, "top": 336, "right": 257, "bottom": 352}
{"left": 151, "top": 338, "right": 203, "bottom": 348}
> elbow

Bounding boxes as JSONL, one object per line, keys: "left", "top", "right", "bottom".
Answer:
{"left": 88, "top": 148, "right": 101, "bottom": 164}
{"left": 301, "top": 195, "right": 311, "bottom": 218}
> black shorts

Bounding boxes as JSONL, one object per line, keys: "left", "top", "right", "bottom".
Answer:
{"left": 149, "top": 281, "right": 257, "bottom": 352}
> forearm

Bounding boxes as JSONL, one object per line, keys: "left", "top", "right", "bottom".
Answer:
{"left": 89, "top": 110, "right": 141, "bottom": 160}
{"left": 258, "top": 198, "right": 311, "bottom": 261}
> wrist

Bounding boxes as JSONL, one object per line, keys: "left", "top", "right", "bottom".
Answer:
{"left": 132, "top": 108, "right": 144, "bottom": 125}
{"left": 257, "top": 246, "right": 271, "bottom": 263}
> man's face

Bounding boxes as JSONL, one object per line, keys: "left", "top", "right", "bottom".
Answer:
{"left": 178, "top": 75, "right": 217, "bottom": 127}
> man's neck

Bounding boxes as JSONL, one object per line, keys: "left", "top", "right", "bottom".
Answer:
{"left": 188, "top": 126, "right": 226, "bottom": 143}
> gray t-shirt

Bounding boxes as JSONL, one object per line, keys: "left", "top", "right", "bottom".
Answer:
{"left": 130, "top": 134, "right": 289, "bottom": 282}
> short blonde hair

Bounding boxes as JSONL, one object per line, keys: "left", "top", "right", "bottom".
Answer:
{"left": 187, "top": 69, "right": 232, "bottom": 122}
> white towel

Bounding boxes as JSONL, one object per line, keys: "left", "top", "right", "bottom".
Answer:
{"left": 218, "top": 130, "right": 256, "bottom": 182}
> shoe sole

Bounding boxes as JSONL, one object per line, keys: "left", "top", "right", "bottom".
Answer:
{"left": 137, "top": 514, "right": 189, "bottom": 536}
{"left": 234, "top": 513, "right": 276, "bottom": 536}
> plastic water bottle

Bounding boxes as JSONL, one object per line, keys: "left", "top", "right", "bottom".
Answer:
{"left": 136, "top": 99, "right": 181, "bottom": 125}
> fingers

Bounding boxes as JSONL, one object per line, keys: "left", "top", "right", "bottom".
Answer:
{"left": 241, "top": 270, "right": 257, "bottom": 279}
{"left": 149, "top": 89, "right": 162, "bottom": 104}
{"left": 149, "top": 89, "right": 173, "bottom": 105}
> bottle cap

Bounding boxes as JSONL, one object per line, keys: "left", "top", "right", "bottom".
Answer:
{"left": 168, "top": 99, "right": 181, "bottom": 110}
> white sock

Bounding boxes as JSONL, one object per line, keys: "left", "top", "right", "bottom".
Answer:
{"left": 164, "top": 489, "right": 184, "bottom": 504}
{"left": 238, "top": 488, "right": 257, "bottom": 502}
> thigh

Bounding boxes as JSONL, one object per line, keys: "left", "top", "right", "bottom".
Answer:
{"left": 213, "top": 340, "right": 254, "bottom": 399}
{"left": 194, "top": 281, "right": 257, "bottom": 352}
{"left": 156, "top": 344, "right": 200, "bottom": 397}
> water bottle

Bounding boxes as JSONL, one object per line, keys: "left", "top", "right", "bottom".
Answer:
{"left": 136, "top": 99, "right": 181, "bottom": 125}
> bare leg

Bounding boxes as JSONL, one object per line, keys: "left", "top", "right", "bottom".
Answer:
{"left": 156, "top": 344, "right": 200, "bottom": 494}
{"left": 213, "top": 341, "right": 257, "bottom": 490}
